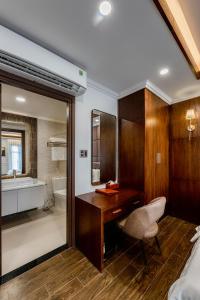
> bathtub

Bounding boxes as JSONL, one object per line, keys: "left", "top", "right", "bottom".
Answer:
{"left": 2, "top": 177, "right": 46, "bottom": 216}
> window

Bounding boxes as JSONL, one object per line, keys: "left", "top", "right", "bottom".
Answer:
{"left": 10, "top": 144, "right": 22, "bottom": 173}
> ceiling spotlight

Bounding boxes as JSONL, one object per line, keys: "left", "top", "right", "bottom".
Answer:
{"left": 16, "top": 96, "right": 26, "bottom": 103}
{"left": 159, "top": 68, "right": 169, "bottom": 76}
{"left": 99, "top": 1, "right": 112, "bottom": 16}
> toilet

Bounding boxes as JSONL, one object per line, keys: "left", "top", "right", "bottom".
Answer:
{"left": 52, "top": 177, "right": 66, "bottom": 211}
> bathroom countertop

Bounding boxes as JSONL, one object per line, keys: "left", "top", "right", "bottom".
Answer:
{"left": 2, "top": 180, "right": 46, "bottom": 192}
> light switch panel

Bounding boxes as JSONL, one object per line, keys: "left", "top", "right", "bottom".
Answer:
{"left": 80, "top": 150, "right": 88, "bottom": 158}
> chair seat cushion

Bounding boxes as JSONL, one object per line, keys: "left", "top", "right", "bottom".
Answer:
{"left": 143, "top": 222, "right": 158, "bottom": 239}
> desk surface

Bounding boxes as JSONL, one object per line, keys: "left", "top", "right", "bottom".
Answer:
{"left": 76, "top": 188, "right": 143, "bottom": 211}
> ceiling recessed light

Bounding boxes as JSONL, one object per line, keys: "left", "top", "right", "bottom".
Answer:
{"left": 16, "top": 96, "right": 26, "bottom": 103}
{"left": 99, "top": 1, "right": 112, "bottom": 16}
{"left": 159, "top": 68, "right": 169, "bottom": 76}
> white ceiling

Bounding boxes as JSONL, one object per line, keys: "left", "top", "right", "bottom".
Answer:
{"left": 2, "top": 84, "right": 67, "bottom": 122}
{"left": 0, "top": 0, "right": 200, "bottom": 102}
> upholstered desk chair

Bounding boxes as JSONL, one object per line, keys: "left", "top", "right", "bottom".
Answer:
{"left": 118, "top": 197, "right": 166, "bottom": 265}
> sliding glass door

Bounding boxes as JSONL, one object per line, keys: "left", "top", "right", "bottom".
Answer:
{"left": 0, "top": 83, "right": 71, "bottom": 278}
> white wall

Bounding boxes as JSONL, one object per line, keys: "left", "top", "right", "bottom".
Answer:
{"left": 75, "top": 84, "right": 118, "bottom": 196}
{"left": 37, "top": 119, "right": 66, "bottom": 207}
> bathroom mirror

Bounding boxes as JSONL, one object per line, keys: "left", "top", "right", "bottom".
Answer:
{"left": 91, "top": 109, "right": 116, "bottom": 185}
{"left": 1, "top": 129, "right": 25, "bottom": 176}
{"left": 1, "top": 112, "right": 37, "bottom": 179}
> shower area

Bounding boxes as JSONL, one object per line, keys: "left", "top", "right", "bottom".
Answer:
{"left": 1, "top": 83, "right": 69, "bottom": 277}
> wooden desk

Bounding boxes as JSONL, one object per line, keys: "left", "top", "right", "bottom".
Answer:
{"left": 75, "top": 189, "right": 143, "bottom": 271}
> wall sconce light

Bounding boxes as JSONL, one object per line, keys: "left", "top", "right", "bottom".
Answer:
{"left": 186, "top": 109, "right": 196, "bottom": 140}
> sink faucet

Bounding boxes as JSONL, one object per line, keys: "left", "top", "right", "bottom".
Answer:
{"left": 13, "top": 169, "right": 17, "bottom": 179}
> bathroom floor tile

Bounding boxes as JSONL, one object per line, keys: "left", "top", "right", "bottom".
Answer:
{"left": 2, "top": 208, "right": 67, "bottom": 275}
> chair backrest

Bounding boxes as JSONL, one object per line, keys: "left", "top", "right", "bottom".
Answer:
{"left": 123, "top": 197, "right": 166, "bottom": 239}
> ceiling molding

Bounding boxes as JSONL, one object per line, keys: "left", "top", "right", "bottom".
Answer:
{"left": 119, "top": 80, "right": 147, "bottom": 99}
{"left": 119, "top": 80, "right": 172, "bottom": 104}
{"left": 88, "top": 78, "right": 118, "bottom": 99}
{"left": 172, "top": 91, "right": 200, "bottom": 104}
{"left": 146, "top": 80, "right": 172, "bottom": 104}
{"left": 88, "top": 78, "right": 200, "bottom": 105}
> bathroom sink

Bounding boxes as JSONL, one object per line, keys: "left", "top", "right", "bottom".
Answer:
{"left": 2, "top": 177, "right": 45, "bottom": 191}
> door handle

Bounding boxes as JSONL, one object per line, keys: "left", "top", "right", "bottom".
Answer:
{"left": 112, "top": 208, "right": 122, "bottom": 214}
{"left": 133, "top": 201, "right": 140, "bottom": 205}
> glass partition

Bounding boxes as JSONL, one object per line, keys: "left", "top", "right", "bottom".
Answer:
{"left": 1, "top": 83, "right": 68, "bottom": 276}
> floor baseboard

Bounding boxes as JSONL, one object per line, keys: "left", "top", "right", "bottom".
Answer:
{"left": 0, "top": 244, "right": 68, "bottom": 284}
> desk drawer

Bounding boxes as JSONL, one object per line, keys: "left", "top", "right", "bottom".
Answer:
{"left": 103, "top": 199, "right": 141, "bottom": 223}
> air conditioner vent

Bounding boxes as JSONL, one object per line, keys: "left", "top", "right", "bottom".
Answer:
{"left": 0, "top": 50, "right": 85, "bottom": 96}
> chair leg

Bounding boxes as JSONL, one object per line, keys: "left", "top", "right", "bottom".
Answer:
{"left": 140, "top": 240, "right": 148, "bottom": 266}
{"left": 155, "top": 236, "right": 162, "bottom": 255}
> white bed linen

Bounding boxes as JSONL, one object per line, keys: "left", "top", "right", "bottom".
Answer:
{"left": 168, "top": 238, "right": 200, "bottom": 300}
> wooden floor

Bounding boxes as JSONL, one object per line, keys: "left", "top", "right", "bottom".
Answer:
{"left": 0, "top": 215, "right": 196, "bottom": 300}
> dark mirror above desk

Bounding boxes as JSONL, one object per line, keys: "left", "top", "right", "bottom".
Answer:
{"left": 91, "top": 109, "right": 116, "bottom": 185}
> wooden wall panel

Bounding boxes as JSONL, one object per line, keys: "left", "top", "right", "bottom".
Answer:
{"left": 118, "top": 88, "right": 169, "bottom": 204}
{"left": 170, "top": 96, "right": 200, "bottom": 223}
{"left": 145, "top": 89, "right": 169, "bottom": 203}
{"left": 118, "top": 89, "right": 145, "bottom": 124}
{"left": 119, "top": 119, "right": 144, "bottom": 189}
{"left": 118, "top": 90, "right": 145, "bottom": 190}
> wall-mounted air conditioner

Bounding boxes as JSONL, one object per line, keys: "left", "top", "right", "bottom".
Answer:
{"left": 0, "top": 26, "right": 87, "bottom": 96}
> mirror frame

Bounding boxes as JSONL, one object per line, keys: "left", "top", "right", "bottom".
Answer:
{"left": 1, "top": 128, "right": 26, "bottom": 178}
{"left": 91, "top": 109, "right": 116, "bottom": 186}
{"left": 1, "top": 112, "right": 37, "bottom": 179}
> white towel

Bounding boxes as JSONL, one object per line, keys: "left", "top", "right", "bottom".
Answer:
{"left": 51, "top": 147, "right": 66, "bottom": 161}
{"left": 92, "top": 169, "right": 100, "bottom": 182}
{"left": 49, "top": 137, "right": 66, "bottom": 161}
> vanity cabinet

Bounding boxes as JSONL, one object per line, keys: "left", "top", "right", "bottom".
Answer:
{"left": 2, "top": 191, "right": 18, "bottom": 216}
{"left": 18, "top": 186, "right": 45, "bottom": 212}
{"left": 2, "top": 185, "right": 45, "bottom": 216}
{"left": 118, "top": 88, "right": 169, "bottom": 203}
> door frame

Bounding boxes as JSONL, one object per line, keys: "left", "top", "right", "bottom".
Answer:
{"left": 0, "top": 69, "right": 75, "bottom": 280}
